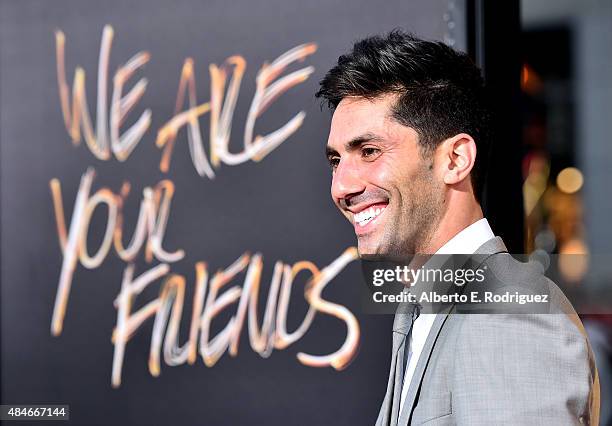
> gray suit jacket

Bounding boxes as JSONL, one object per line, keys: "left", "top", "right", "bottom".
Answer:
{"left": 375, "top": 237, "right": 600, "bottom": 426}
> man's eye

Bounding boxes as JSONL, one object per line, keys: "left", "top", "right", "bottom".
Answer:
{"left": 362, "top": 147, "right": 380, "bottom": 159}
{"left": 328, "top": 157, "right": 340, "bottom": 170}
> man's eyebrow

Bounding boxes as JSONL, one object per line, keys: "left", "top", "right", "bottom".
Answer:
{"left": 325, "top": 133, "right": 384, "bottom": 157}
{"left": 345, "top": 133, "right": 384, "bottom": 151}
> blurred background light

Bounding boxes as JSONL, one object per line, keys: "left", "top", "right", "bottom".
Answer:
{"left": 556, "top": 167, "right": 584, "bottom": 194}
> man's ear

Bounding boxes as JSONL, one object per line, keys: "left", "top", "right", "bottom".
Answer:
{"left": 439, "top": 133, "right": 477, "bottom": 185}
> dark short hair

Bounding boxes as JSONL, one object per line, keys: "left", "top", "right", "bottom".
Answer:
{"left": 316, "top": 30, "right": 490, "bottom": 201}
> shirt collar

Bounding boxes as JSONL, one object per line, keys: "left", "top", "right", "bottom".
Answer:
{"left": 435, "top": 218, "right": 495, "bottom": 255}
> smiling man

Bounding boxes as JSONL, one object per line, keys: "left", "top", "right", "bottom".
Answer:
{"left": 324, "top": 94, "right": 477, "bottom": 257}
{"left": 317, "top": 31, "right": 599, "bottom": 425}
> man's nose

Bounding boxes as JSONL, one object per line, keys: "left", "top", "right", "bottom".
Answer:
{"left": 331, "top": 159, "right": 365, "bottom": 203}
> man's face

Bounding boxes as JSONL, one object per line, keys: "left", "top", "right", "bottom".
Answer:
{"left": 326, "top": 95, "right": 444, "bottom": 256}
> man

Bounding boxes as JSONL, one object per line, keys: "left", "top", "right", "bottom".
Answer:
{"left": 316, "top": 31, "right": 599, "bottom": 425}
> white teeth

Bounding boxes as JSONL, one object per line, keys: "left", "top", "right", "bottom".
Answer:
{"left": 354, "top": 206, "right": 386, "bottom": 227}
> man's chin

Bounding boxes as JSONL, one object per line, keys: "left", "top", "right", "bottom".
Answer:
{"left": 357, "top": 236, "right": 413, "bottom": 258}
{"left": 357, "top": 238, "right": 386, "bottom": 257}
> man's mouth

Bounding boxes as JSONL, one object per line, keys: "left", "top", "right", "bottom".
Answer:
{"left": 352, "top": 203, "right": 388, "bottom": 231}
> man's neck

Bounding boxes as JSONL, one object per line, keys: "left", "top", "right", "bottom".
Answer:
{"left": 417, "top": 203, "right": 484, "bottom": 254}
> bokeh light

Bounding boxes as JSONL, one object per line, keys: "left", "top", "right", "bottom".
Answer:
{"left": 556, "top": 167, "right": 584, "bottom": 194}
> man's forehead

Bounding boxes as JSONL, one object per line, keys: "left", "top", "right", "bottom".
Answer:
{"left": 333, "top": 96, "right": 393, "bottom": 127}
{"left": 327, "top": 95, "right": 414, "bottom": 149}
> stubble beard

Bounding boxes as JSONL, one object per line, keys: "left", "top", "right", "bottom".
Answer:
{"left": 367, "top": 166, "right": 444, "bottom": 258}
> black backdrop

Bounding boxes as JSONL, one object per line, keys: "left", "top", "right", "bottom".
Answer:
{"left": 0, "top": 1, "right": 467, "bottom": 425}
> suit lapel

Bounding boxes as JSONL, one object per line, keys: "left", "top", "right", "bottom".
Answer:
{"left": 377, "top": 325, "right": 408, "bottom": 426}
{"left": 397, "top": 308, "right": 452, "bottom": 424}
{"left": 376, "top": 297, "right": 417, "bottom": 426}
{"left": 396, "top": 236, "right": 508, "bottom": 424}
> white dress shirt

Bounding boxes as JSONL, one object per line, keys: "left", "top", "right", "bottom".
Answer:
{"left": 398, "top": 218, "right": 495, "bottom": 414}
